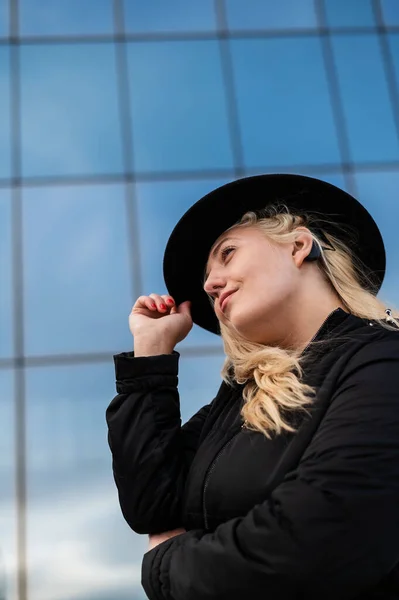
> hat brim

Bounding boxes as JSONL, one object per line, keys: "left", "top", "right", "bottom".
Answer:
{"left": 163, "top": 174, "right": 386, "bottom": 335}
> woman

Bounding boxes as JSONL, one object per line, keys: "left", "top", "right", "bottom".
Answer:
{"left": 106, "top": 174, "right": 399, "bottom": 600}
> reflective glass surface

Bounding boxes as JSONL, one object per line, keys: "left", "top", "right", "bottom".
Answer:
{"left": 22, "top": 184, "right": 132, "bottom": 356}
{"left": 230, "top": 37, "right": 341, "bottom": 167}
{"left": 0, "top": 1, "right": 8, "bottom": 37}
{"left": 331, "top": 34, "right": 399, "bottom": 162}
{"left": 20, "top": 44, "right": 123, "bottom": 178}
{"left": 0, "top": 190, "right": 12, "bottom": 359}
{"left": 0, "top": 371, "right": 16, "bottom": 600}
{"left": 19, "top": 0, "right": 114, "bottom": 36}
{"left": 323, "top": 0, "right": 375, "bottom": 27}
{"left": 355, "top": 171, "right": 399, "bottom": 307}
{"left": 0, "top": 47, "right": 11, "bottom": 179}
{"left": 381, "top": 0, "right": 399, "bottom": 25}
{"left": 127, "top": 41, "right": 234, "bottom": 172}
{"left": 226, "top": 0, "right": 317, "bottom": 29}
{"left": 123, "top": 0, "right": 216, "bottom": 32}
{"left": 26, "top": 363, "right": 147, "bottom": 600}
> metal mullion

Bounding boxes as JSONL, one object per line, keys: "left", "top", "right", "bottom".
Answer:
{"left": 113, "top": 0, "right": 143, "bottom": 304}
{"left": 315, "top": 0, "right": 356, "bottom": 196}
{"left": 215, "top": 0, "right": 246, "bottom": 177}
{"left": 10, "top": 1, "right": 28, "bottom": 598}
{"left": 372, "top": 0, "right": 399, "bottom": 146}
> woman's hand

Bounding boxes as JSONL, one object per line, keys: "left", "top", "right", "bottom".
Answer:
{"left": 129, "top": 294, "right": 193, "bottom": 356}
{"left": 148, "top": 527, "right": 187, "bottom": 551}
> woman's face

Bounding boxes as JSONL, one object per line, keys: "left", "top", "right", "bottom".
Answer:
{"left": 204, "top": 226, "right": 311, "bottom": 344}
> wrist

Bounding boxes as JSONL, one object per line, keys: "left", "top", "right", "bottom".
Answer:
{"left": 133, "top": 336, "right": 175, "bottom": 357}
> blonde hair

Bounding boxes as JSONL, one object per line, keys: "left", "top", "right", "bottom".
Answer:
{"left": 209, "top": 204, "right": 398, "bottom": 439}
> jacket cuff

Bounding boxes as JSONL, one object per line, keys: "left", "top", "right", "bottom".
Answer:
{"left": 113, "top": 351, "right": 180, "bottom": 381}
{"left": 141, "top": 531, "right": 204, "bottom": 600}
{"left": 141, "top": 538, "right": 176, "bottom": 600}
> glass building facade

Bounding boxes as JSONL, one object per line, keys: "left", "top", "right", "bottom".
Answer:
{"left": 0, "top": 1, "right": 398, "bottom": 598}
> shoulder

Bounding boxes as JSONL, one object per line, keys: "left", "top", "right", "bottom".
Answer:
{"left": 341, "top": 321, "right": 399, "bottom": 372}
{"left": 328, "top": 323, "right": 399, "bottom": 409}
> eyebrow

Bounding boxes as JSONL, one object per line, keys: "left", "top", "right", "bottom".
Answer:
{"left": 204, "top": 236, "right": 237, "bottom": 280}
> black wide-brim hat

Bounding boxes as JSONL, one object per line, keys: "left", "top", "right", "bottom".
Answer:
{"left": 163, "top": 174, "right": 386, "bottom": 335}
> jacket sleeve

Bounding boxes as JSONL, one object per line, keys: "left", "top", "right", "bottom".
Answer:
{"left": 141, "top": 339, "right": 399, "bottom": 600}
{"left": 106, "top": 351, "right": 217, "bottom": 534}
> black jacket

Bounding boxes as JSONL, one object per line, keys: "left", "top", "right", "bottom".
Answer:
{"left": 106, "top": 309, "right": 399, "bottom": 600}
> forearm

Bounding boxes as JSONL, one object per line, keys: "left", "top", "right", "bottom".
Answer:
{"left": 107, "top": 352, "right": 188, "bottom": 533}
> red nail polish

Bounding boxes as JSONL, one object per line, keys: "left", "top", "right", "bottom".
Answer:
{"left": 167, "top": 299, "right": 174, "bottom": 305}
{"left": 160, "top": 303, "right": 166, "bottom": 309}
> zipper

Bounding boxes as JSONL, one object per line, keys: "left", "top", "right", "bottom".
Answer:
{"left": 202, "top": 430, "right": 241, "bottom": 530}
{"left": 300, "top": 307, "right": 341, "bottom": 356}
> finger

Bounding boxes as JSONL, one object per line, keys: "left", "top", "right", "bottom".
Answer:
{"left": 132, "top": 296, "right": 157, "bottom": 311}
{"left": 149, "top": 293, "right": 168, "bottom": 312}
{"left": 176, "top": 300, "right": 192, "bottom": 315}
{"left": 161, "top": 294, "right": 176, "bottom": 309}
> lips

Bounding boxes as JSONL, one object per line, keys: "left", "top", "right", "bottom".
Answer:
{"left": 220, "top": 290, "right": 237, "bottom": 313}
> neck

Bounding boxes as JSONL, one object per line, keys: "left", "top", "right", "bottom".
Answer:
{"left": 279, "top": 287, "right": 348, "bottom": 352}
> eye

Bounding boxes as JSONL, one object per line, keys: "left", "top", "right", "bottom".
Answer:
{"left": 220, "top": 245, "right": 235, "bottom": 261}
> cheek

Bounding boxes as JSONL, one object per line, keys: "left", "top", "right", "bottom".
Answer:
{"left": 247, "top": 268, "right": 294, "bottom": 303}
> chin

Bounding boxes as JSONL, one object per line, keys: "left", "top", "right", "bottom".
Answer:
{"left": 228, "top": 310, "right": 275, "bottom": 344}
{"left": 228, "top": 318, "right": 263, "bottom": 343}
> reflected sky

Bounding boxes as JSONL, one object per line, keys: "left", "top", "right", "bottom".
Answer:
{"left": 355, "top": 171, "right": 399, "bottom": 308}
{"left": 126, "top": 40, "right": 234, "bottom": 173}
{"left": 2, "top": 1, "right": 399, "bottom": 599}
{"left": 332, "top": 34, "right": 399, "bottom": 162}
{"left": 381, "top": 0, "right": 399, "bottom": 24}
{"left": 230, "top": 36, "right": 341, "bottom": 167}
{"left": 0, "top": 191, "right": 11, "bottom": 359}
{"left": 22, "top": 184, "right": 133, "bottom": 356}
{"left": 323, "top": 0, "right": 375, "bottom": 27}
{"left": 0, "top": 48, "right": 10, "bottom": 180}
{"left": 19, "top": 0, "right": 114, "bottom": 36}
{"left": 0, "top": 371, "right": 16, "bottom": 600}
{"left": 20, "top": 43, "right": 123, "bottom": 178}
{"left": 226, "top": 0, "right": 317, "bottom": 29}
{"left": 123, "top": 0, "right": 216, "bottom": 32}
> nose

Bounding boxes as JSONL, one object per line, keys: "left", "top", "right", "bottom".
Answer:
{"left": 203, "top": 270, "right": 226, "bottom": 296}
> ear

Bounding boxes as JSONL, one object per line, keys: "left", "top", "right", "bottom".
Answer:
{"left": 292, "top": 228, "right": 314, "bottom": 267}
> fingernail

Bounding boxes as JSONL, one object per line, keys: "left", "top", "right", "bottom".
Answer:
{"left": 160, "top": 303, "right": 166, "bottom": 309}
{"left": 167, "top": 299, "right": 174, "bottom": 305}
{"left": 151, "top": 303, "right": 156, "bottom": 308}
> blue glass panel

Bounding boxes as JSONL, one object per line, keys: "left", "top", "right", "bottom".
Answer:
{"left": 26, "top": 363, "right": 146, "bottom": 600}
{"left": 22, "top": 184, "right": 132, "bottom": 356}
{"left": 388, "top": 34, "right": 399, "bottom": 91}
{"left": 0, "top": 371, "right": 16, "bottom": 600}
{"left": 20, "top": 44, "right": 123, "bottom": 178}
{"left": 179, "top": 356, "right": 224, "bottom": 424}
{"left": 0, "top": 47, "right": 10, "bottom": 179}
{"left": 127, "top": 41, "right": 234, "bottom": 172}
{"left": 355, "top": 171, "right": 399, "bottom": 308}
{"left": 332, "top": 34, "right": 399, "bottom": 163}
{"left": 381, "top": 0, "right": 399, "bottom": 25}
{"left": 123, "top": 0, "right": 216, "bottom": 32}
{"left": 324, "top": 0, "right": 375, "bottom": 27}
{"left": 20, "top": 0, "right": 113, "bottom": 36}
{"left": 230, "top": 37, "right": 341, "bottom": 168}
{"left": 246, "top": 167, "right": 348, "bottom": 192}
{"left": 0, "top": 191, "right": 12, "bottom": 359}
{"left": 0, "top": 1, "right": 8, "bottom": 37}
{"left": 136, "top": 178, "right": 231, "bottom": 348}
{"left": 226, "top": 0, "right": 317, "bottom": 29}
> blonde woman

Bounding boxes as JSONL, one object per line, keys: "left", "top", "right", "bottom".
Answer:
{"left": 106, "top": 174, "right": 399, "bottom": 600}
